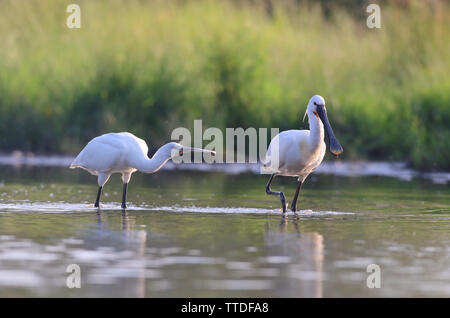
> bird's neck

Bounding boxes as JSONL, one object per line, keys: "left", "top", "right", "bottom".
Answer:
{"left": 133, "top": 149, "right": 171, "bottom": 174}
{"left": 308, "top": 111, "right": 324, "bottom": 149}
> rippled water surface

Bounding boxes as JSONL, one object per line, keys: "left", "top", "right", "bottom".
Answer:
{"left": 0, "top": 164, "right": 449, "bottom": 297}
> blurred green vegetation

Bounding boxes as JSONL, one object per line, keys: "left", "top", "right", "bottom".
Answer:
{"left": 0, "top": 0, "right": 449, "bottom": 170}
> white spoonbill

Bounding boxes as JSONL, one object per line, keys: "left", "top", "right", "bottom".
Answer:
{"left": 70, "top": 132, "right": 215, "bottom": 209}
{"left": 263, "top": 95, "right": 343, "bottom": 213}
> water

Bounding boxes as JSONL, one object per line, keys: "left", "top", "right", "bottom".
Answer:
{"left": 0, "top": 163, "right": 449, "bottom": 297}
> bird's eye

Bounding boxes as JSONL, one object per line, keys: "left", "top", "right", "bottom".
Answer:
{"left": 313, "top": 102, "right": 317, "bottom": 106}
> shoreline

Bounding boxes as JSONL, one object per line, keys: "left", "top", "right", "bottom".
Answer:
{"left": 0, "top": 153, "right": 448, "bottom": 184}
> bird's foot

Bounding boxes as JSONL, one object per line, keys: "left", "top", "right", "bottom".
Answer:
{"left": 121, "top": 203, "right": 127, "bottom": 209}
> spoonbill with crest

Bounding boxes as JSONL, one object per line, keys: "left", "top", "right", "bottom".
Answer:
{"left": 70, "top": 132, "right": 215, "bottom": 209}
{"left": 263, "top": 95, "right": 343, "bottom": 213}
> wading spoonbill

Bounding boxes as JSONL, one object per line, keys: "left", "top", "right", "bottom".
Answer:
{"left": 263, "top": 95, "right": 343, "bottom": 213}
{"left": 70, "top": 132, "right": 215, "bottom": 209}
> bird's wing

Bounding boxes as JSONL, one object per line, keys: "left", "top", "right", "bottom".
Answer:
{"left": 116, "top": 132, "right": 149, "bottom": 156}
{"left": 70, "top": 133, "right": 126, "bottom": 175}
{"left": 263, "top": 130, "right": 309, "bottom": 172}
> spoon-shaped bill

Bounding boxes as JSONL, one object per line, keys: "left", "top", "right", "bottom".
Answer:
{"left": 180, "top": 147, "right": 216, "bottom": 156}
{"left": 316, "top": 105, "right": 343, "bottom": 156}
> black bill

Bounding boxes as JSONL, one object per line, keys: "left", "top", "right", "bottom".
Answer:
{"left": 316, "top": 105, "right": 343, "bottom": 156}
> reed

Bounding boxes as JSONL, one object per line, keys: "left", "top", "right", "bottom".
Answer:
{"left": 0, "top": 0, "right": 448, "bottom": 170}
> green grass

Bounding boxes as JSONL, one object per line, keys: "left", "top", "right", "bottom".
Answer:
{"left": 0, "top": 0, "right": 449, "bottom": 170}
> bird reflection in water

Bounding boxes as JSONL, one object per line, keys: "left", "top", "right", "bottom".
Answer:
{"left": 95, "top": 208, "right": 147, "bottom": 297}
{"left": 265, "top": 216, "right": 324, "bottom": 297}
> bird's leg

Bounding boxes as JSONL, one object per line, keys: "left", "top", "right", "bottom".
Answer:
{"left": 121, "top": 209, "right": 127, "bottom": 230}
{"left": 121, "top": 183, "right": 128, "bottom": 209}
{"left": 94, "top": 186, "right": 102, "bottom": 208}
{"left": 290, "top": 180, "right": 303, "bottom": 212}
{"left": 265, "top": 174, "right": 287, "bottom": 213}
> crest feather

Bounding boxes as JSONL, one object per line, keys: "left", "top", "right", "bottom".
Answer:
{"left": 302, "top": 108, "right": 308, "bottom": 122}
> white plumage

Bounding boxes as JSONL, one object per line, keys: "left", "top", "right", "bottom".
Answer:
{"left": 264, "top": 129, "right": 326, "bottom": 179}
{"left": 263, "top": 95, "right": 343, "bottom": 213}
{"left": 71, "top": 132, "right": 214, "bottom": 209}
